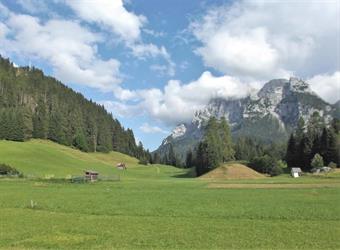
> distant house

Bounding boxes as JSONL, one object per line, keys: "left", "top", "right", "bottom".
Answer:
{"left": 117, "top": 163, "right": 126, "bottom": 170}
{"left": 291, "top": 168, "right": 302, "bottom": 178}
{"left": 84, "top": 170, "right": 99, "bottom": 181}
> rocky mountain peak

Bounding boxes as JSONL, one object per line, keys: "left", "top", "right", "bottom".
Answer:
{"left": 155, "top": 77, "right": 339, "bottom": 162}
{"left": 288, "top": 77, "right": 313, "bottom": 93}
{"left": 171, "top": 124, "right": 187, "bottom": 138}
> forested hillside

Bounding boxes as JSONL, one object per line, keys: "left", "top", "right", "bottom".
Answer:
{"left": 0, "top": 56, "right": 148, "bottom": 159}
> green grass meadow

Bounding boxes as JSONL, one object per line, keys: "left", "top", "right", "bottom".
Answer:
{"left": 1, "top": 140, "right": 340, "bottom": 249}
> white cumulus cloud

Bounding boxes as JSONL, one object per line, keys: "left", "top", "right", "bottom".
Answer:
{"left": 65, "top": 0, "right": 145, "bottom": 43}
{"left": 308, "top": 71, "right": 340, "bottom": 104}
{"left": 140, "top": 123, "right": 169, "bottom": 134}
{"left": 191, "top": 0, "right": 340, "bottom": 80}
{"left": 103, "top": 71, "right": 260, "bottom": 125}
{"left": 65, "top": 0, "right": 175, "bottom": 75}
{"left": 0, "top": 12, "right": 122, "bottom": 91}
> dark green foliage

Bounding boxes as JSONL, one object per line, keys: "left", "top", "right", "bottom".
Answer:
{"left": 270, "top": 165, "right": 284, "bottom": 176}
{"left": 249, "top": 155, "right": 276, "bottom": 174}
{"left": 249, "top": 155, "right": 285, "bottom": 176}
{"left": 73, "top": 131, "right": 89, "bottom": 152}
{"left": 152, "top": 152, "right": 160, "bottom": 164}
{"left": 0, "top": 55, "right": 147, "bottom": 159}
{"left": 285, "top": 116, "right": 340, "bottom": 170}
{"left": 0, "top": 109, "right": 25, "bottom": 141}
{"left": 219, "top": 117, "right": 235, "bottom": 162}
{"left": 32, "top": 99, "right": 48, "bottom": 139}
{"left": 295, "top": 117, "right": 305, "bottom": 141}
{"left": 299, "top": 134, "right": 313, "bottom": 170}
{"left": 195, "top": 141, "right": 209, "bottom": 176}
{"left": 194, "top": 116, "right": 235, "bottom": 175}
{"left": 234, "top": 136, "right": 285, "bottom": 163}
{"left": 185, "top": 150, "right": 193, "bottom": 168}
{"left": 311, "top": 153, "right": 324, "bottom": 169}
{"left": 307, "top": 111, "right": 324, "bottom": 141}
{"left": 234, "top": 137, "right": 263, "bottom": 161}
{"left": 286, "top": 134, "right": 297, "bottom": 168}
{"left": 0, "top": 163, "right": 20, "bottom": 175}
{"left": 167, "top": 143, "right": 179, "bottom": 167}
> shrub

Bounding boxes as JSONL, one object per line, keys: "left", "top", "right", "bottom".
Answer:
{"left": 0, "top": 163, "right": 20, "bottom": 176}
{"left": 270, "top": 160, "right": 286, "bottom": 176}
{"left": 270, "top": 165, "right": 283, "bottom": 176}
{"left": 311, "top": 153, "right": 324, "bottom": 169}
{"left": 328, "top": 162, "right": 337, "bottom": 169}
{"left": 249, "top": 155, "right": 276, "bottom": 174}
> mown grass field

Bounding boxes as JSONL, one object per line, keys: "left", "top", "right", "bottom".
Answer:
{"left": 1, "top": 140, "right": 340, "bottom": 249}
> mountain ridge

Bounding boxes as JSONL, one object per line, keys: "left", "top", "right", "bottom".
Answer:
{"left": 155, "top": 77, "right": 339, "bottom": 161}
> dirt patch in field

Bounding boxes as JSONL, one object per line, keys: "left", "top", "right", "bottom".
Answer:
{"left": 200, "top": 164, "right": 265, "bottom": 180}
{"left": 208, "top": 183, "right": 340, "bottom": 189}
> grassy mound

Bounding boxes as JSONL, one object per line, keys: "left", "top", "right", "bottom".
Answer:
{"left": 200, "top": 163, "right": 265, "bottom": 179}
{"left": 0, "top": 139, "right": 182, "bottom": 179}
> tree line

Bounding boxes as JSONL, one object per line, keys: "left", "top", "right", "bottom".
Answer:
{"left": 0, "top": 56, "right": 150, "bottom": 160}
{"left": 153, "top": 117, "right": 234, "bottom": 175}
{"left": 156, "top": 112, "right": 339, "bottom": 176}
{"left": 286, "top": 113, "right": 339, "bottom": 171}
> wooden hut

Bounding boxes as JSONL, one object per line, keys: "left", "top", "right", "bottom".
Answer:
{"left": 84, "top": 170, "right": 99, "bottom": 181}
{"left": 116, "top": 163, "right": 126, "bottom": 170}
{"left": 291, "top": 168, "right": 302, "bottom": 178}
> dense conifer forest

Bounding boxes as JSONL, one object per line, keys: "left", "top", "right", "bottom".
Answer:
{"left": 0, "top": 55, "right": 149, "bottom": 160}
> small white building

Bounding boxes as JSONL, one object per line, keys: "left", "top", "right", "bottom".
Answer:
{"left": 291, "top": 168, "right": 302, "bottom": 178}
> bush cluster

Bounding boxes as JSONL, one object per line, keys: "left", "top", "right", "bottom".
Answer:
{"left": 0, "top": 163, "right": 20, "bottom": 176}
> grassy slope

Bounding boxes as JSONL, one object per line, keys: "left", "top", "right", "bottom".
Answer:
{"left": 200, "top": 163, "right": 266, "bottom": 179}
{"left": 0, "top": 139, "right": 184, "bottom": 179}
{"left": 0, "top": 140, "right": 340, "bottom": 249}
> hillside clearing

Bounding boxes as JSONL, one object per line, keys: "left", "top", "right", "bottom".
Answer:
{"left": 0, "top": 140, "right": 181, "bottom": 179}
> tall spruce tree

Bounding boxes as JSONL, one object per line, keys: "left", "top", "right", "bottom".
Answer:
{"left": 219, "top": 116, "right": 235, "bottom": 162}
{"left": 299, "top": 134, "right": 313, "bottom": 170}
{"left": 286, "top": 133, "right": 297, "bottom": 168}
{"left": 185, "top": 150, "right": 193, "bottom": 168}
{"left": 32, "top": 99, "right": 48, "bottom": 139}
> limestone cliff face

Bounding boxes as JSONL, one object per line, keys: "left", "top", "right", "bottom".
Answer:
{"left": 155, "top": 77, "right": 339, "bottom": 161}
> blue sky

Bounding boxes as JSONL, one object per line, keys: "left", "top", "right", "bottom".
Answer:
{"left": 0, "top": 0, "right": 339, "bottom": 150}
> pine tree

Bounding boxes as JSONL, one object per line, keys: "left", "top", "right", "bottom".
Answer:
{"left": 299, "top": 134, "right": 313, "bottom": 170}
{"left": 286, "top": 133, "right": 297, "bottom": 168}
{"left": 307, "top": 111, "right": 324, "bottom": 141}
{"left": 0, "top": 110, "right": 8, "bottom": 139}
{"left": 204, "top": 116, "right": 223, "bottom": 167}
{"left": 152, "top": 152, "right": 161, "bottom": 164}
{"left": 33, "top": 100, "right": 48, "bottom": 139}
{"left": 48, "top": 110, "right": 66, "bottom": 145}
{"left": 195, "top": 141, "right": 209, "bottom": 176}
{"left": 219, "top": 116, "right": 235, "bottom": 162}
{"left": 324, "top": 128, "right": 338, "bottom": 165}
{"left": 296, "top": 117, "right": 305, "bottom": 141}
{"left": 73, "top": 130, "right": 89, "bottom": 152}
{"left": 185, "top": 150, "right": 193, "bottom": 168}
{"left": 13, "top": 110, "right": 25, "bottom": 141}
{"left": 168, "top": 143, "right": 178, "bottom": 166}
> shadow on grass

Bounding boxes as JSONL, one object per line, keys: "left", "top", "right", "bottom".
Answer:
{"left": 172, "top": 167, "right": 196, "bottom": 178}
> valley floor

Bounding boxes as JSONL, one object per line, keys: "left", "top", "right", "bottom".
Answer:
{"left": 0, "top": 140, "right": 340, "bottom": 249}
{"left": 1, "top": 175, "right": 340, "bottom": 249}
